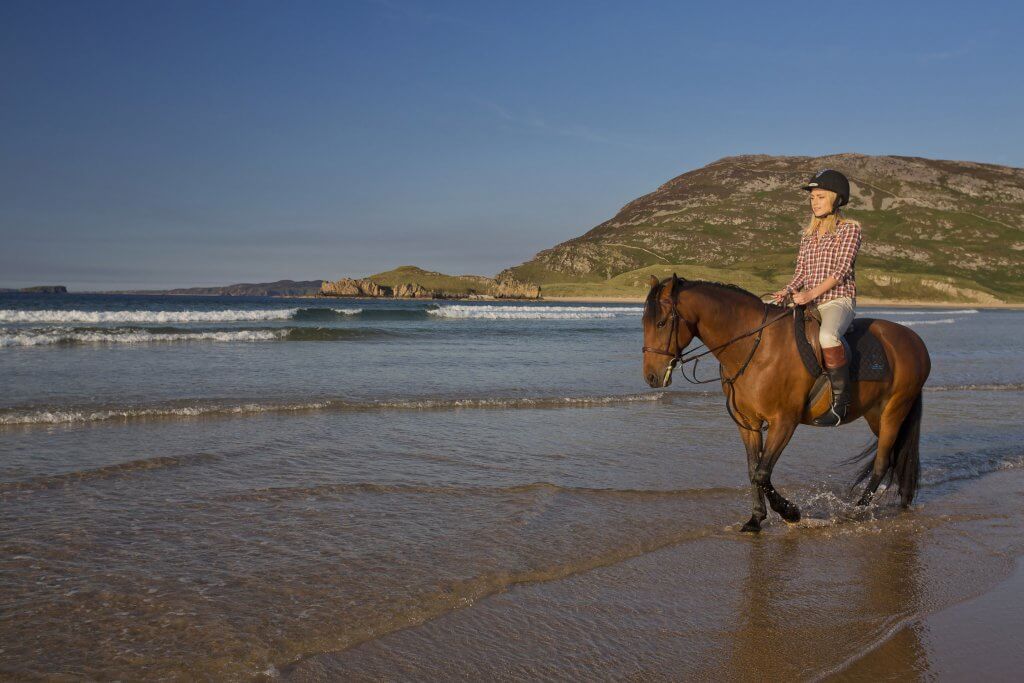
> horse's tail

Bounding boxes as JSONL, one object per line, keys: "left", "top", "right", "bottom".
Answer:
{"left": 848, "top": 393, "right": 923, "bottom": 507}
{"left": 893, "top": 394, "right": 923, "bottom": 506}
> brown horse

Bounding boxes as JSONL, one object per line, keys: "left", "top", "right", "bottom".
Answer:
{"left": 642, "top": 274, "right": 931, "bottom": 532}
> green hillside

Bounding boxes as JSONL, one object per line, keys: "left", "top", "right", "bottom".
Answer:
{"left": 367, "top": 266, "right": 494, "bottom": 295}
{"left": 500, "top": 154, "right": 1024, "bottom": 303}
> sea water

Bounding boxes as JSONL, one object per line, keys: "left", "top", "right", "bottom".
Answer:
{"left": 2, "top": 293, "right": 1023, "bottom": 679}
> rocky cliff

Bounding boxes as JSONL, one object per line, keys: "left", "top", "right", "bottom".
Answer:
{"left": 320, "top": 278, "right": 391, "bottom": 297}
{"left": 320, "top": 266, "right": 540, "bottom": 299}
{"left": 500, "top": 154, "right": 1024, "bottom": 302}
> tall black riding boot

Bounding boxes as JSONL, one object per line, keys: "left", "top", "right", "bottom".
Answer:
{"left": 812, "top": 344, "right": 851, "bottom": 427}
{"left": 827, "top": 361, "right": 851, "bottom": 420}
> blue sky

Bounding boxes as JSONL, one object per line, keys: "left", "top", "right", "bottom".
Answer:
{"left": 1, "top": 0, "right": 1021, "bottom": 289}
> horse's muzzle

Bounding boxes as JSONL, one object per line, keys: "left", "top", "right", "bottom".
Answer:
{"left": 645, "top": 363, "right": 674, "bottom": 388}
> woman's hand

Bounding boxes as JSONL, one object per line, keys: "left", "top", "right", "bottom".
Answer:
{"left": 792, "top": 291, "right": 814, "bottom": 305}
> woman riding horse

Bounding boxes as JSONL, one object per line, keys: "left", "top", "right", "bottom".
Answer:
{"left": 772, "top": 169, "right": 862, "bottom": 426}
{"left": 642, "top": 170, "right": 930, "bottom": 533}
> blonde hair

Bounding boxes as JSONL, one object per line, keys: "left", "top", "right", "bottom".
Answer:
{"left": 804, "top": 189, "right": 841, "bottom": 237}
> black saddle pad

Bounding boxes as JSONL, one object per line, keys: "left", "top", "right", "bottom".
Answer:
{"left": 847, "top": 318, "right": 891, "bottom": 381}
{"left": 794, "top": 308, "right": 891, "bottom": 381}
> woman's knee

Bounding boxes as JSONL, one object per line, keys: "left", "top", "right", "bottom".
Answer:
{"left": 819, "top": 329, "right": 842, "bottom": 348}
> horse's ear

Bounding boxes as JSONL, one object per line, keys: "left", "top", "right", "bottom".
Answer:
{"left": 671, "top": 272, "right": 679, "bottom": 284}
{"left": 648, "top": 275, "right": 659, "bottom": 288}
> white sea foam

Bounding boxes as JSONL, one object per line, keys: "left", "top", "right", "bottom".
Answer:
{"left": 0, "top": 308, "right": 361, "bottom": 324}
{"left": 0, "top": 329, "right": 284, "bottom": 347}
{"left": 896, "top": 318, "right": 956, "bottom": 326}
{"left": 0, "top": 401, "right": 331, "bottom": 425}
{"left": 0, "top": 392, "right": 663, "bottom": 425}
{"left": 864, "top": 309, "right": 978, "bottom": 315}
{"left": 428, "top": 305, "right": 643, "bottom": 320}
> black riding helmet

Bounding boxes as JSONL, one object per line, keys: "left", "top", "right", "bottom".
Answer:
{"left": 803, "top": 169, "right": 850, "bottom": 209}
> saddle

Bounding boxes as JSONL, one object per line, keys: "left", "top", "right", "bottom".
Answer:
{"left": 794, "top": 304, "right": 891, "bottom": 420}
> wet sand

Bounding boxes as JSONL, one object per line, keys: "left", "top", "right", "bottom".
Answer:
{"left": 280, "top": 467, "right": 1024, "bottom": 681}
{"left": 835, "top": 551, "right": 1024, "bottom": 681}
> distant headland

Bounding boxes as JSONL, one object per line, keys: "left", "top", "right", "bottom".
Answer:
{"left": 108, "top": 267, "right": 542, "bottom": 300}
{"left": 0, "top": 285, "right": 68, "bottom": 294}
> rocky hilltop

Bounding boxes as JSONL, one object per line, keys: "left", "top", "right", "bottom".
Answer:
{"left": 500, "top": 154, "right": 1024, "bottom": 303}
{"left": 322, "top": 266, "right": 540, "bottom": 299}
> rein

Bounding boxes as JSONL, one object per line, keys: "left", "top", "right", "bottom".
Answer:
{"left": 642, "top": 291, "right": 794, "bottom": 432}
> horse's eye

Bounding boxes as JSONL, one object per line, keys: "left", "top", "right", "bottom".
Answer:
{"left": 656, "top": 319, "right": 667, "bottom": 329}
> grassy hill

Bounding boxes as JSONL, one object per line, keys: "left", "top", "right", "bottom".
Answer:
{"left": 365, "top": 266, "right": 539, "bottom": 298}
{"left": 500, "top": 154, "right": 1024, "bottom": 303}
{"left": 367, "top": 266, "right": 494, "bottom": 295}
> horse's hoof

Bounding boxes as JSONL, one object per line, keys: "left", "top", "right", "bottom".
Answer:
{"left": 740, "top": 517, "right": 762, "bottom": 533}
{"left": 781, "top": 505, "right": 801, "bottom": 524}
{"left": 856, "top": 494, "right": 872, "bottom": 507}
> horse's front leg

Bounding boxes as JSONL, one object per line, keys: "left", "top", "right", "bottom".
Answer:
{"left": 738, "top": 425, "right": 766, "bottom": 533}
{"left": 753, "top": 417, "right": 801, "bottom": 524}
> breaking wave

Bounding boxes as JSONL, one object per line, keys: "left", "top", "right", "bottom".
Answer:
{"left": 896, "top": 318, "right": 956, "bottom": 326}
{"left": 428, "top": 305, "right": 643, "bottom": 320}
{"left": 0, "top": 307, "right": 362, "bottom": 324}
{"left": 0, "top": 392, "right": 664, "bottom": 426}
{"left": 0, "top": 326, "right": 394, "bottom": 347}
{"left": 1, "top": 328, "right": 283, "bottom": 347}
{"left": 864, "top": 309, "right": 979, "bottom": 315}
{"left": 927, "top": 382, "right": 1024, "bottom": 392}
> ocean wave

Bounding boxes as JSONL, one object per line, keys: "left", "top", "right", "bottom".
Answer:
{"left": 0, "top": 307, "right": 360, "bottom": 324}
{"left": 216, "top": 481, "right": 741, "bottom": 503}
{"left": 428, "top": 305, "right": 643, "bottom": 320}
{"left": 0, "top": 453, "right": 220, "bottom": 492}
{"left": 291, "top": 307, "right": 370, "bottom": 321}
{"left": 921, "top": 446, "right": 1024, "bottom": 489}
{"left": 0, "top": 325, "right": 399, "bottom": 347}
{"left": 927, "top": 382, "right": 1024, "bottom": 392}
{"left": 0, "top": 328, "right": 284, "bottom": 347}
{"left": 0, "top": 392, "right": 664, "bottom": 426}
{"left": 896, "top": 318, "right": 956, "bottom": 326}
{"left": 864, "top": 309, "right": 979, "bottom": 315}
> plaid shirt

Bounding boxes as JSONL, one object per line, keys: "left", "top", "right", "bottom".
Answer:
{"left": 785, "top": 220, "right": 862, "bottom": 304}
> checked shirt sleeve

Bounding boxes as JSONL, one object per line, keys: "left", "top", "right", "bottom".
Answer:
{"left": 784, "top": 240, "right": 807, "bottom": 293}
{"left": 831, "top": 223, "right": 862, "bottom": 281}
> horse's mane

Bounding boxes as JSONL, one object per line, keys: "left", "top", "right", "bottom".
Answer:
{"left": 644, "top": 277, "right": 766, "bottom": 323}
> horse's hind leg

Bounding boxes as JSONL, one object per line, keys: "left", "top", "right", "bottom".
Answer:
{"left": 754, "top": 418, "right": 801, "bottom": 523}
{"left": 856, "top": 397, "right": 912, "bottom": 506}
{"left": 739, "top": 426, "right": 767, "bottom": 533}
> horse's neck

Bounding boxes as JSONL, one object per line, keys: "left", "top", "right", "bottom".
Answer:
{"left": 687, "top": 289, "right": 764, "bottom": 365}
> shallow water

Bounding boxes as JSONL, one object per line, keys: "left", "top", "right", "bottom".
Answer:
{"left": 2, "top": 293, "right": 1022, "bottom": 680}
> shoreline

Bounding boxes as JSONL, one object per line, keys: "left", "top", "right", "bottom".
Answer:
{"left": 542, "top": 295, "right": 1024, "bottom": 309}
{"left": 33, "top": 291, "right": 1024, "bottom": 308}
{"left": 834, "top": 551, "right": 1024, "bottom": 680}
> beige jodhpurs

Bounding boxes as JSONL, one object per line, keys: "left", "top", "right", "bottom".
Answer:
{"left": 817, "top": 297, "right": 855, "bottom": 349}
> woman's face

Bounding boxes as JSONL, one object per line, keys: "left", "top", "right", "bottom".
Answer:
{"left": 809, "top": 189, "right": 836, "bottom": 218}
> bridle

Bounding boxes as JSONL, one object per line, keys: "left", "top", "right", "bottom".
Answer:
{"left": 642, "top": 288, "right": 794, "bottom": 431}
{"left": 641, "top": 297, "right": 694, "bottom": 386}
